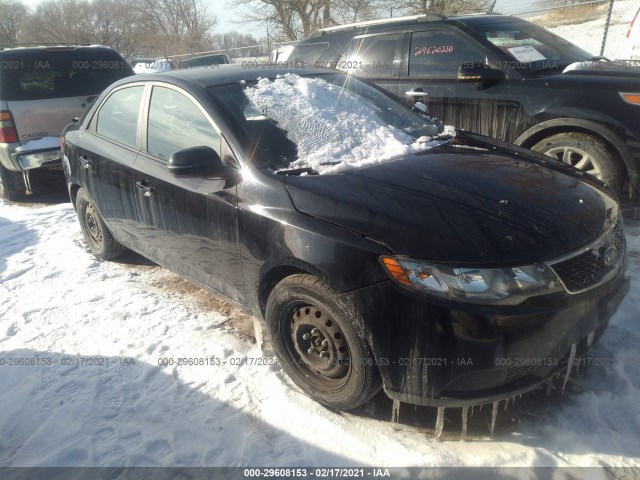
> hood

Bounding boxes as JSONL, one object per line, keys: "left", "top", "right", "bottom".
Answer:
{"left": 283, "top": 134, "right": 619, "bottom": 265}
{"left": 561, "top": 60, "right": 640, "bottom": 79}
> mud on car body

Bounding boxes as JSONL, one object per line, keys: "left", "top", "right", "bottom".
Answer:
{"left": 289, "top": 13, "right": 640, "bottom": 203}
{"left": 62, "top": 66, "right": 628, "bottom": 411}
{"left": 0, "top": 45, "right": 134, "bottom": 200}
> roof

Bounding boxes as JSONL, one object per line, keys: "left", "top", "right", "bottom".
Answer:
{"left": 0, "top": 44, "right": 111, "bottom": 52}
{"left": 307, "top": 13, "right": 512, "bottom": 37}
{"left": 131, "top": 64, "right": 333, "bottom": 88}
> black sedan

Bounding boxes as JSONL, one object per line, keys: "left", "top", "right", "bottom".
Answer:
{"left": 62, "top": 66, "right": 628, "bottom": 412}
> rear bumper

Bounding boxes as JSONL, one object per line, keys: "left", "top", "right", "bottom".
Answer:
{"left": 0, "top": 142, "right": 61, "bottom": 171}
{"left": 342, "top": 263, "right": 629, "bottom": 407}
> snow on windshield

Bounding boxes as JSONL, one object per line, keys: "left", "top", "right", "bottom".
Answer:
{"left": 244, "top": 74, "right": 449, "bottom": 174}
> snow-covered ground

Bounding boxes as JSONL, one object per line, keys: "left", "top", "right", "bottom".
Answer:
{"left": 1, "top": 196, "right": 639, "bottom": 468}
{"left": 530, "top": 0, "right": 639, "bottom": 59}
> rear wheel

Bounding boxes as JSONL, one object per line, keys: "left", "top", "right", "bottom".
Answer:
{"left": 75, "top": 188, "right": 124, "bottom": 260}
{"left": 265, "top": 274, "right": 381, "bottom": 410}
{"left": 0, "top": 164, "right": 25, "bottom": 201}
{"left": 531, "top": 132, "right": 622, "bottom": 192}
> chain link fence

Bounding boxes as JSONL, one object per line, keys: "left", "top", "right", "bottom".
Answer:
{"left": 496, "top": 0, "right": 639, "bottom": 59}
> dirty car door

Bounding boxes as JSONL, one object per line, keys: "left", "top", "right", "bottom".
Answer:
{"left": 132, "top": 84, "right": 244, "bottom": 302}
{"left": 80, "top": 85, "right": 145, "bottom": 249}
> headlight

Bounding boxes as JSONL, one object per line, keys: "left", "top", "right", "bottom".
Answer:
{"left": 380, "top": 256, "right": 563, "bottom": 305}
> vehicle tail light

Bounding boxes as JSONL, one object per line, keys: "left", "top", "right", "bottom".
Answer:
{"left": 0, "top": 111, "right": 19, "bottom": 143}
{"left": 629, "top": 9, "right": 639, "bottom": 38}
{"left": 620, "top": 93, "right": 640, "bottom": 105}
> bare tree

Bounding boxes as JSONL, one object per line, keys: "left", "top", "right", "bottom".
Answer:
{"left": 91, "top": 0, "right": 141, "bottom": 58}
{"left": 393, "top": 0, "right": 494, "bottom": 16}
{"left": 234, "top": 0, "right": 387, "bottom": 40}
{"left": 25, "top": 0, "right": 94, "bottom": 44}
{"left": 0, "top": 0, "right": 28, "bottom": 46}
{"left": 136, "top": 0, "right": 218, "bottom": 53}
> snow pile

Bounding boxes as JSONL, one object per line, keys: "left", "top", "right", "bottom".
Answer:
{"left": 244, "top": 74, "right": 448, "bottom": 174}
{"left": 0, "top": 199, "right": 639, "bottom": 468}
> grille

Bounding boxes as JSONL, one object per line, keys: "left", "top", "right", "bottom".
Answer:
{"left": 550, "top": 221, "right": 625, "bottom": 293}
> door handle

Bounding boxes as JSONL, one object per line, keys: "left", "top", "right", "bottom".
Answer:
{"left": 405, "top": 89, "right": 429, "bottom": 98}
{"left": 79, "top": 155, "right": 92, "bottom": 169}
{"left": 135, "top": 180, "right": 154, "bottom": 197}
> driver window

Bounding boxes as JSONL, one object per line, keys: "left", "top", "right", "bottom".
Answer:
{"left": 147, "top": 86, "right": 220, "bottom": 161}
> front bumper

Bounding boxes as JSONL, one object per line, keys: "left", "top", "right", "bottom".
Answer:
{"left": 342, "top": 264, "right": 629, "bottom": 407}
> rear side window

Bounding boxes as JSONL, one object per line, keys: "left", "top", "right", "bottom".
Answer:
{"left": 289, "top": 43, "right": 329, "bottom": 66}
{"left": 338, "top": 34, "right": 400, "bottom": 77}
{"left": 181, "top": 54, "right": 228, "bottom": 68}
{"left": 95, "top": 86, "right": 144, "bottom": 148}
{"left": 0, "top": 49, "right": 133, "bottom": 101}
{"left": 409, "top": 30, "right": 486, "bottom": 77}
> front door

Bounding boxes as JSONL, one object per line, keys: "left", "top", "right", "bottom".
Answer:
{"left": 132, "top": 84, "right": 244, "bottom": 302}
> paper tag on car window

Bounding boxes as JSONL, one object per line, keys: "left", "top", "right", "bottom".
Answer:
{"left": 508, "top": 46, "right": 546, "bottom": 62}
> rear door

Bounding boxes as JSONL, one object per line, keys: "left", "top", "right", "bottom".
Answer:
{"left": 4, "top": 48, "right": 133, "bottom": 143}
{"left": 399, "top": 27, "right": 510, "bottom": 137}
{"left": 79, "top": 84, "right": 146, "bottom": 249}
{"left": 336, "top": 33, "right": 403, "bottom": 95}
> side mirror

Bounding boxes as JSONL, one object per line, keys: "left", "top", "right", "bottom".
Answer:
{"left": 457, "top": 62, "right": 505, "bottom": 82}
{"left": 168, "top": 146, "right": 224, "bottom": 177}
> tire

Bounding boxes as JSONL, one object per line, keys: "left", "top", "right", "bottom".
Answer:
{"left": 0, "top": 164, "right": 25, "bottom": 201}
{"left": 75, "top": 188, "right": 124, "bottom": 260}
{"left": 265, "top": 274, "right": 382, "bottom": 410}
{"left": 531, "top": 132, "right": 622, "bottom": 193}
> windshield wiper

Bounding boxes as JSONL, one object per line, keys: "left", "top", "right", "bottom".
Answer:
{"left": 276, "top": 167, "right": 320, "bottom": 176}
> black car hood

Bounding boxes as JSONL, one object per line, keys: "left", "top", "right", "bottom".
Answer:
{"left": 283, "top": 135, "right": 619, "bottom": 264}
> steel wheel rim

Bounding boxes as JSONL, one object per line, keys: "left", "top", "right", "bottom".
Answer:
{"left": 545, "top": 145, "right": 602, "bottom": 179}
{"left": 288, "top": 304, "right": 351, "bottom": 390}
{"left": 84, "top": 203, "right": 103, "bottom": 248}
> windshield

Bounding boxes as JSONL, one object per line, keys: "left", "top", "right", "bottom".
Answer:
{"left": 207, "top": 73, "right": 448, "bottom": 174}
{"left": 468, "top": 20, "right": 593, "bottom": 71}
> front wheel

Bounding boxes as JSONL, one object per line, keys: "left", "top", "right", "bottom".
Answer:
{"left": 75, "top": 188, "right": 124, "bottom": 260}
{"left": 265, "top": 274, "right": 381, "bottom": 410}
{"left": 531, "top": 132, "right": 622, "bottom": 192}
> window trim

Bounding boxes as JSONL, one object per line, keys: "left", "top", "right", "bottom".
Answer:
{"left": 88, "top": 82, "right": 148, "bottom": 151}
{"left": 142, "top": 82, "right": 223, "bottom": 163}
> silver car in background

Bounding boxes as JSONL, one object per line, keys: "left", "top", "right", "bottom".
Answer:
{"left": 0, "top": 45, "right": 133, "bottom": 200}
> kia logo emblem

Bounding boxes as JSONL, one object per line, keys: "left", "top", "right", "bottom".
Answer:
{"left": 603, "top": 246, "right": 618, "bottom": 266}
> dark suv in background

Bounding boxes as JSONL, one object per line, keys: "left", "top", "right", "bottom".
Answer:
{"left": 0, "top": 45, "right": 133, "bottom": 200}
{"left": 290, "top": 14, "right": 640, "bottom": 201}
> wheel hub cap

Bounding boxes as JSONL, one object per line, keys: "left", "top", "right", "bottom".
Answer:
{"left": 545, "top": 145, "right": 601, "bottom": 178}
{"left": 291, "top": 306, "right": 349, "bottom": 378}
{"left": 85, "top": 204, "right": 102, "bottom": 244}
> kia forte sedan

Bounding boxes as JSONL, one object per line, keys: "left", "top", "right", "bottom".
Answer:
{"left": 61, "top": 66, "right": 628, "bottom": 412}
